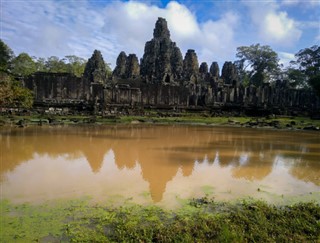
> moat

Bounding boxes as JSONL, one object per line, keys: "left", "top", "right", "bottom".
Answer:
{"left": 1, "top": 125, "right": 319, "bottom": 207}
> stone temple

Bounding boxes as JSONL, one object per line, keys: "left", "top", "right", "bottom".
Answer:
{"left": 23, "top": 17, "right": 320, "bottom": 115}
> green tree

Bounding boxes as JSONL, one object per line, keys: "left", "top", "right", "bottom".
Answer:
{"left": 286, "top": 68, "right": 307, "bottom": 88}
{"left": 236, "top": 44, "right": 280, "bottom": 86}
{"left": 83, "top": 50, "right": 107, "bottom": 83}
{"left": 234, "top": 60, "right": 250, "bottom": 87}
{"left": 45, "top": 56, "right": 68, "bottom": 73}
{"left": 288, "top": 45, "right": 320, "bottom": 95}
{"left": 105, "top": 62, "right": 112, "bottom": 79}
{"left": 294, "top": 45, "right": 320, "bottom": 77}
{"left": 308, "top": 75, "right": 320, "bottom": 96}
{"left": 64, "top": 55, "right": 87, "bottom": 77}
{"left": 0, "top": 41, "right": 33, "bottom": 108}
{"left": 0, "top": 39, "right": 14, "bottom": 72}
{"left": 0, "top": 73, "right": 33, "bottom": 108}
{"left": 35, "top": 57, "right": 47, "bottom": 72}
{"left": 11, "top": 52, "right": 36, "bottom": 77}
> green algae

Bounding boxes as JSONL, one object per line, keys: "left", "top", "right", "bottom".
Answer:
{"left": 1, "top": 198, "right": 319, "bottom": 242}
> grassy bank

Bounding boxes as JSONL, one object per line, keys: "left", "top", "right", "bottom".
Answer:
{"left": 1, "top": 113, "right": 320, "bottom": 130}
{"left": 1, "top": 198, "right": 319, "bottom": 242}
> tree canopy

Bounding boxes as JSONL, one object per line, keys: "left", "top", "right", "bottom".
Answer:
{"left": 11, "top": 53, "right": 36, "bottom": 77}
{"left": 0, "top": 72, "right": 33, "bottom": 108}
{"left": 236, "top": 44, "right": 280, "bottom": 86}
{"left": 288, "top": 45, "right": 320, "bottom": 95}
{"left": 294, "top": 45, "right": 320, "bottom": 77}
{"left": 0, "top": 41, "right": 33, "bottom": 108}
{"left": 0, "top": 39, "right": 14, "bottom": 73}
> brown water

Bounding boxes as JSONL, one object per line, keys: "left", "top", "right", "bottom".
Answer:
{"left": 1, "top": 125, "right": 319, "bottom": 207}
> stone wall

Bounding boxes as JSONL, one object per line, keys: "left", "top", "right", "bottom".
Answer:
{"left": 23, "top": 71, "right": 320, "bottom": 113}
{"left": 24, "top": 72, "right": 90, "bottom": 104}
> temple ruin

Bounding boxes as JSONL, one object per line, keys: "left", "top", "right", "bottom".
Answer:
{"left": 23, "top": 17, "right": 320, "bottom": 115}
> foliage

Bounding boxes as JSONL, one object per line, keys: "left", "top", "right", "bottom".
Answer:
{"left": 0, "top": 73, "right": 33, "bottom": 108}
{"left": 1, "top": 199, "right": 319, "bottom": 242}
{"left": 34, "top": 57, "right": 46, "bottom": 72}
{"left": 309, "top": 74, "right": 320, "bottom": 96}
{"left": 234, "top": 60, "right": 250, "bottom": 87}
{"left": 0, "top": 41, "right": 33, "bottom": 108}
{"left": 45, "top": 56, "right": 68, "bottom": 73}
{"left": 288, "top": 45, "right": 320, "bottom": 95}
{"left": 64, "top": 55, "right": 87, "bottom": 77}
{"left": 294, "top": 45, "right": 320, "bottom": 77}
{"left": 84, "top": 49, "right": 107, "bottom": 83}
{"left": 0, "top": 39, "right": 14, "bottom": 72}
{"left": 11, "top": 52, "right": 36, "bottom": 77}
{"left": 286, "top": 67, "right": 308, "bottom": 88}
{"left": 236, "top": 44, "right": 280, "bottom": 86}
{"left": 105, "top": 61, "right": 113, "bottom": 78}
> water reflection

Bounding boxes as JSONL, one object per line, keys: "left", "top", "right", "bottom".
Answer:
{"left": 1, "top": 125, "right": 319, "bottom": 205}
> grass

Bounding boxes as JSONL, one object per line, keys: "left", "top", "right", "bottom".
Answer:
{"left": 1, "top": 198, "right": 319, "bottom": 242}
{"left": 1, "top": 113, "right": 320, "bottom": 130}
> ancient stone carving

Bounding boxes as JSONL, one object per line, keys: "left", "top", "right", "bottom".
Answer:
{"left": 183, "top": 49, "right": 199, "bottom": 83}
{"left": 113, "top": 51, "right": 127, "bottom": 79}
{"left": 221, "top": 61, "right": 238, "bottom": 85}
{"left": 140, "top": 17, "right": 183, "bottom": 84}
{"left": 125, "top": 54, "right": 140, "bottom": 79}
{"left": 199, "top": 62, "right": 208, "bottom": 75}
{"left": 83, "top": 50, "right": 107, "bottom": 84}
{"left": 113, "top": 52, "right": 140, "bottom": 79}
{"left": 209, "top": 62, "right": 219, "bottom": 78}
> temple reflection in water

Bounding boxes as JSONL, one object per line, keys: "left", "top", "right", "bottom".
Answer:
{"left": 1, "top": 125, "right": 319, "bottom": 205}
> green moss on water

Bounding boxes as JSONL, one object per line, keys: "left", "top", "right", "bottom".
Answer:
{"left": 201, "top": 185, "right": 215, "bottom": 195}
{"left": 1, "top": 198, "right": 319, "bottom": 242}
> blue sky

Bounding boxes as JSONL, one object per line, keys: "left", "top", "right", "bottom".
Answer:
{"left": 1, "top": 0, "right": 319, "bottom": 68}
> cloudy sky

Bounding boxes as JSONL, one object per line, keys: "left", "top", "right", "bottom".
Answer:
{"left": 2, "top": 0, "right": 319, "bottom": 69}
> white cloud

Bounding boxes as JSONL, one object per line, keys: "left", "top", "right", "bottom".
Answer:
{"left": 278, "top": 51, "right": 295, "bottom": 67}
{"left": 264, "top": 11, "right": 301, "bottom": 43}
{"left": 2, "top": 0, "right": 241, "bottom": 69}
{"left": 243, "top": 1, "right": 302, "bottom": 46}
{"left": 281, "top": 0, "right": 300, "bottom": 6}
{"left": 198, "top": 12, "right": 239, "bottom": 63}
{"left": 4, "top": 0, "right": 312, "bottom": 72}
{"left": 105, "top": 1, "right": 239, "bottom": 66}
{"left": 281, "top": 0, "right": 320, "bottom": 7}
{"left": 166, "top": 1, "right": 200, "bottom": 38}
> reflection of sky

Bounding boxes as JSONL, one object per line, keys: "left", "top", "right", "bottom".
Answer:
{"left": 1, "top": 149, "right": 319, "bottom": 207}
{"left": 1, "top": 150, "right": 150, "bottom": 205}
{"left": 1, "top": 125, "right": 319, "bottom": 207}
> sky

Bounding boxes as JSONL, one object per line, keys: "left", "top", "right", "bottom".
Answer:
{"left": 1, "top": 0, "right": 320, "bottom": 69}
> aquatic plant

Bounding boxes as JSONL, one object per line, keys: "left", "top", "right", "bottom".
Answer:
{"left": 1, "top": 198, "right": 319, "bottom": 242}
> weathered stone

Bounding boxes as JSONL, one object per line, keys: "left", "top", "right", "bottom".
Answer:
{"left": 24, "top": 72, "right": 90, "bottom": 102}
{"left": 140, "top": 17, "right": 183, "bottom": 84}
{"left": 125, "top": 54, "right": 140, "bottom": 79}
{"left": 209, "top": 62, "right": 219, "bottom": 78}
{"left": 221, "top": 61, "right": 238, "bottom": 85}
{"left": 199, "top": 62, "right": 211, "bottom": 84}
{"left": 153, "top": 17, "right": 170, "bottom": 39}
{"left": 113, "top": 51, "right": 127, "bottom": 79}
{"left": 183, "top": 49, "right": 199, "bottom": 82}
{"left": 171, "top": 46, "right": 183, "bottom": 81}
{"left": 303, "top": 125, "right": 319, "bottom": 131}
{"left": 83, "top": 50, "right": 107, "bottom": 84}
{"left": 199, "top": 62, "right": 208, "bottom": 74}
